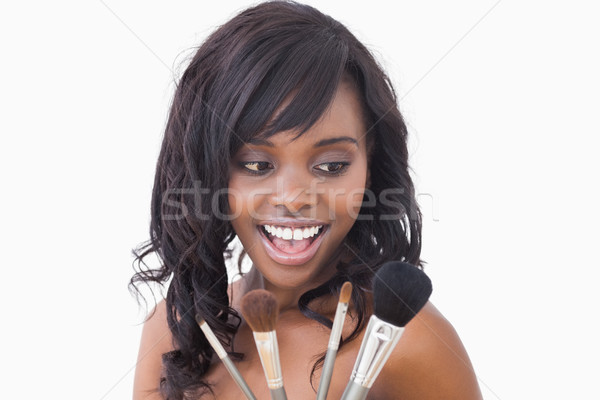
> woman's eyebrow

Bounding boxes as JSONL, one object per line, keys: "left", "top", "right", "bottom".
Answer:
{"left": 247, "top": 138, "right": 275, "bottom": 147}
{"left": 247, "top": 136, "right": 358, "bottom": 148}
{"left": 313, "top": 136, "right": 358, "bottom": 148}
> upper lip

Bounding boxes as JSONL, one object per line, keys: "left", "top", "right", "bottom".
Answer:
{"left": 257, "top": 219, "right": 327, "bottom": 227}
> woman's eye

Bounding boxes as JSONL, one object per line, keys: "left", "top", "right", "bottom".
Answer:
{"left": 315, "top": 162, "right": 349, "bottom": 175}
{"left": 241, "top": 161, "right": 273, "bottom": 174}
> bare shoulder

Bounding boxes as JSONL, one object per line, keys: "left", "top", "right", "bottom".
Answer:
{"left": 375, "top": 302, "right": 482, "bottom": 400}
{"left": 133, "top": 299, "right": 174, "bottom": 400}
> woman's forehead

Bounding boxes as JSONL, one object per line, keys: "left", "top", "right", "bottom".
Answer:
{"left": 248, "top": 77, "right": 367, "bottom": 144}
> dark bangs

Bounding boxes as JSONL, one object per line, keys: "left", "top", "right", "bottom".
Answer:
{"left": 227, "top": 14, "right": 349, "bottom": 153}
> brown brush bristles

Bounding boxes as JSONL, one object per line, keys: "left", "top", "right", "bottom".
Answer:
{"left": 240, "top": 289, "right": 279, "bottom": 332}
{"left": 340, "top": 281, "right": 352, "bottom": 304}
{"left": 194, "top": 314, "right": 205, "bottom": 326}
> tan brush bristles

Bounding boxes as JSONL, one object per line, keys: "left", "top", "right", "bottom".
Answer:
{"left": 340, "top": 281, "right": 352, "bottom": 304}
{"left": 241, "top": 289, "right": 278, "bottom": 333}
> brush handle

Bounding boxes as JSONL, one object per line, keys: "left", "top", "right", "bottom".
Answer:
{"left": 317, "top": 298, "right": 349, "bottom": 399}
{"left": 269, "top": 386, "right": 288, "bottom": 400}
{"left": 340, "top": 380, "right": 369, "bottom": 400}
{"left": 199, "top": 320, "right": 256, "bottom": 399}
{"left": 316, "top": 348, "right": 337, "bottom": 400}
{"left": 222, "top": 356, "right": 257, "bottom": 400}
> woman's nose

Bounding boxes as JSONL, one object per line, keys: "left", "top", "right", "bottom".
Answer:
{"left": 267, "top": 168, "right": 319, "bottom": 214}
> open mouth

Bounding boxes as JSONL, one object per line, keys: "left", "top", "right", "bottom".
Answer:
{"left": 257, "top": 224, "right": 329, "bottom": 265}
{"left": 260, "top": 225, "right": 325, "bottom": 249}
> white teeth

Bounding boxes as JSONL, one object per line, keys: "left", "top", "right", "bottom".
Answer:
{"left": 293, "top": 228, "right": 303, "bottom": 240}
{"left": 262, "top": 224, "right": 324, "bottom": 241}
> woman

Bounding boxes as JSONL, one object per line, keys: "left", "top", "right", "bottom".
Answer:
{"left": 131, "top": 1, "right": 482, "bottom": 398}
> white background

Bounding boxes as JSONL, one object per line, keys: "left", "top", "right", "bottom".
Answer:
{"left": 1, "top": 1, "right": 599, "bottom": 399}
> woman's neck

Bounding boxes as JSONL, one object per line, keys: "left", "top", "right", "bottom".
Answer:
{"left": 234, "top": 265, "right": 335, "bottom": 313}
{"left": 233, "top": 245, "right": 351, "bottom": 313}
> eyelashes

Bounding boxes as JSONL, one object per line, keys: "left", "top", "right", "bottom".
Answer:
{"left": 241, "top": 161, "right": 272, "bottom": 173}
{"left": 314, "top": 162, "right": 349, "bottom": 175}
{"left": 239, "top": 161, "right": 350, "bottom": 176}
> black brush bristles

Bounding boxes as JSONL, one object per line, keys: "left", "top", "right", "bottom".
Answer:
{"left": 241, "top": 289, "right": 279, "bottom": 333}
{"left": 373, "top": 261, "right": 433, "bottom": 327}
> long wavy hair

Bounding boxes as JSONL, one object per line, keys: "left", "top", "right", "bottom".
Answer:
{"left": 130, "top": 1, "right": 422, "bottom": 398}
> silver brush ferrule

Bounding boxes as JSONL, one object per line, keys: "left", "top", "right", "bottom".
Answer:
{"left": 329, "top": 301, "right": 349, "bottom": 349}
{"left": 253, "top": 331, "right": 284, "bottom": 389}
{"left": 349, "top": 315, "right": 405, "bottom": 388}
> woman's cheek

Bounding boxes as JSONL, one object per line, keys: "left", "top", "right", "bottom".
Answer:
{"left": 331, "top": 179, "right": 366, "bottom": 222}
{"left": 228, "top": 176, "right": 272, "bottom": 222}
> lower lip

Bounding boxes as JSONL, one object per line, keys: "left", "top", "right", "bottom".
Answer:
{"left": 258, "top": 226, "right": 328, "bottom": 266}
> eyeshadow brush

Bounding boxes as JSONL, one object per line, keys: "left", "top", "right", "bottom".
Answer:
{"left": 195, "top": 315, "right": 257, "bottom": 400}
{"left": 316, "top": 281, "right": 353, "bottom": 400}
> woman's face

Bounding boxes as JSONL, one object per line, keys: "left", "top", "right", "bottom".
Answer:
{"left": 228, "top": 80, "right": 369, "bottom": 293}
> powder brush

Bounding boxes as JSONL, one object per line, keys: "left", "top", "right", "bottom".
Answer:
{"left": 316, "top": 281, "right": 353, "bottom": 400}
{"left": 241, "top": 289, "right": 288, "bottom": 400}
{"left": 195, "top": 315, "right": 257, "bottom": 400}
{"left": 341, "top": 261, "right": 433, "bottom": 400}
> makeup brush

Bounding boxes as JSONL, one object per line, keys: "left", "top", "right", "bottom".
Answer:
{"left": 316, "top": 281, "right": 353, "bottom": 400}
{"left": 195, "top": 315, "right": 257, "bottom": 400}
{"left": 341, "top": 261, "right": 433, "bottom": 400}
{"left": 241, "top": 289, "right": 288, "bottom": 400}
